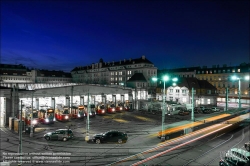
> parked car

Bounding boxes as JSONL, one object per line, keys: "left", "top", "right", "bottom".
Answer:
{"left": 211, "top": 107, "right": 221, "bottom": 112}
{"left": 219, "top": 148, "right": 250, "bottom": 166}
{"left": 91, "top": 130, "right": 128, "bottom": 144}
{"left": 202, "top": 108, "right": 212, "bottom": 114}
{"left": 44, "top": 129, "right": 74, "bottom": 141}
{"left": 194, "top": 107, "right": 201, "bottom": 114}
{"left": 178, "top": 109, "right": 190, "bottom": 116}
{"left": 245, "top": 141, "right": 250, "bottom": 152}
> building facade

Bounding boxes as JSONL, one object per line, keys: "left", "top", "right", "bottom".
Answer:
{"left": 154, "top": 77, "right": 218, "bottom": 107}
{"left": 70, "top": 55, "right": 158, "bottom": 87}
{"left": 158, "top": 63, "right": 250, "bottom": 104}
{"left": 0, "top": 64, "right": 72, "bottom": 88}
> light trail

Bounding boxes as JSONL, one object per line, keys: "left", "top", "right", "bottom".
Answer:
{"left": 131, "top": 124, "right": 232, "bottom": 166}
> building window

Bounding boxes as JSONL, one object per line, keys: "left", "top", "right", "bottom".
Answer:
{"left": 170, "top": 89, "right": 173, "bottom": 93}
{"left": 207, "top": 90, "right": 211, "bottom": 94}
{"left": 237, "top": 69, "right": 240, "bottom": 72}
{"left": 201, "top": 99, "right": 204, "bottom": 104}
{"left": 182, "top": 90, "right": 186, "bottom": 94}
{"left": 176, "top": 89, "right": 179, "bottom": 93}
{"left": 207, "top": 99, "right": 210, "bottom": 104}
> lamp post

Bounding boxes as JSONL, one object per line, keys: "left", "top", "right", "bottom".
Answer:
{"left": 152, "top": 76, "right": 177, "bottom": 141}
{"left": 231, "top": 75, "right": 249, "bottom": 109}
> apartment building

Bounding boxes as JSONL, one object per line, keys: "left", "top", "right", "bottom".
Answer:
{"left": 0, "top": 64, "right": 72, "bottom": 88}
{"left": 158, "top": 63, "right": 250, "bottom": 104}
{"left": 196, "top": 63, "right": 250, "bottom": 104}
{"left": 70, "top": 55, "right": 158, "bottom": 87}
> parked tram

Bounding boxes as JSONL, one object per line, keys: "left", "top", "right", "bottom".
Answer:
{"left": 115, "top": 102, "right": 124, "bottom": 112}
{"left": 38, "top": 108, "right": 55, "bottom": 124}
{"left": 84, "top": 104, "right": 96, "bottom": 117}
{"left": 96, "top": 103, "right": 106, "bottom": 115}
{"left": 55, "top": 106, "right": 70, "bottom": 122}
{"left": 71, "top": 105, "right": 85, "bottom": 119}
{"left": 21, "top": 108, "right": 39, "bottom": 127}
{"left": 107, "top": 103, "right": 116, "bottom": 114}
{"left": 124, "top": 101, "right": 131, "bottom": 111}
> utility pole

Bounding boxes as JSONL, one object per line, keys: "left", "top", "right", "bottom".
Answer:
{"left": 191, "top": 87, "right": 194, "bottom": 122}
{"left": 30, "top": 90, "right": 34, "bottom": 137}
{"left": 225, "top": 87, "right": 228, "bottom": 111}
{"left": 85, "top": 91, "right": 90, "bottom": 141}
{"left": 18, "top": 100, "right": 23, "bottom": 165}
{"left": 71, "top": 86, "right": 73, "bottom": 118}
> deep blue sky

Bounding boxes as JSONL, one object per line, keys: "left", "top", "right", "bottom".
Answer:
{"left": 1, "top": 0, "right": 249, "bottom": 72}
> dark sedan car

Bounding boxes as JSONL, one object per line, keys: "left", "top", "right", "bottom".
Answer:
{"left": 245, "top": 141, "right": 250, "bottom": 152}
{"left": 44, "top": 129, "right": 74, "bottom": 141}
{"left": 92, "top": 130, "right": 128, "bottom": 144}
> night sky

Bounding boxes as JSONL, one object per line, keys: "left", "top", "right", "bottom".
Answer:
{"left": 1, "top": 0, "right": 249, "bottom": 72}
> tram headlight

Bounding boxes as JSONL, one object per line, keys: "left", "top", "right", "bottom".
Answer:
{"left": 90, "top": 113, "right": 92, "bottom": 115}
{"left": 78, "top": 114, "right": 80, "bottom": 117}
{"left": 65, "top": 115, "right": 69, "bottom": 119}
{"left": 53, "top": 118, "right": 56, "bottom": 121}
{"left": 112, "top": 108, "right": 115, "bottom": 111}
{"left": 102, "top": 110, "right": 104, "bottom": 113}
{"left": 45, "top": 118, "right": 49, "bottom": 123}
{"left": 120, "top": 107, "right": 122, "bottom": 110}
{"left": 32, "top": 120, "right": 37, "bottom": 125}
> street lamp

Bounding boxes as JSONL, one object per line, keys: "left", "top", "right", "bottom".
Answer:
{"left": 152, "top": 76, "right": 178, "bottom": 141}
{"left": 231, "top": 75, "right": 249, "bottom": 109}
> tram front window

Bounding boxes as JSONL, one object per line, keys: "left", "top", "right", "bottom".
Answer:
{"left": 111, "top": 104, "right": 115, "bottom": 107}
{"left": 33, "top": 112, "right": 38, "bottom": 118}
{"left": 63, "top": 109, "right": 69, "bottom": 114}
{"left": 48, "top": 113, "right": 54, "bottom": 119}
{"left": 100, "top": 105, "right": 105, "bottom": 109}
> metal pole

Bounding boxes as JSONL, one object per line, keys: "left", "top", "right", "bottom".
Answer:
{"left": 30, "top": 90, "right": 34, "bottom": 137}
{"left": 19, "top": 100, "right": 23, "bottom": 165}
{"left": 191, "top": 87, "right": 194, "bottom": 121}
{"left": 12, "top": 85, "right": 15, "bottom": 117}
{"left": 85, "top": 91, "right": 90, "bottom": 141}
{"left": 226, "top": 87, "right": 228, "bottom": 111}
{"left": 71, "top": 86, "right": 73, "bottom": 117}
{"left": 238, "top": 79, "right": 241, "bottom": 109}
{"left": 161, "top": 81, "right": 165, "bottom": 141}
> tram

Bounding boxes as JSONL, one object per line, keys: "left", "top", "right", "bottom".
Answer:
{"left": 115, "top": 102, "right": 124, "bottom": 112}
{"left": 38, "top": 108, "right": 55, "bottom": 124}
{"left": 71, "top": 105, "right": 85, "bottom": 119}
{"left": 96, "top": 103, "right": 106, "bottom": 115}
{"left": 107, "top": 103, "right": 116, "bottom": 114}
{"left": 55, "top": 106, "right": 70, "bottom": 122}
{"left": 21, "top": 108, "right": 39, "bottom": 127}
{"left": 84, "top": 104, "right": 96, "bottom": 117}
{"left": 124, "top": 101, "right": 131, "bottom": 111}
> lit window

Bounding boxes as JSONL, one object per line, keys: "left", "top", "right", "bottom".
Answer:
{"left": 207, "top": 99, "right": 210, "bottom": 104}
{"left": 237, "top": 69, "right": 240, "bottom": 72}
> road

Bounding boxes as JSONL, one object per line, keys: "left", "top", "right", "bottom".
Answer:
{"left": 0, "top": 107, "right": 249, "bottom": 166}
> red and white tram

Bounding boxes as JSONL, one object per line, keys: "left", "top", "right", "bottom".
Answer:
{"left": 124, "top": 101, "right": 131, "bottom": 111}
{"left": 96, "top": 103, "right": 106, "bottom": 115}
{"left": 115, "top": 102, "right": 124, "bottom": 112}
{"left": 21, "top": 108, "right": 39, "bottom": 127}
{"left": 38, "top": 108, "right": 55, "bottom": 124}
{"left": 71, "top": 105, "right": 85, "bottom": 119}
{"left": 55, "top": 106, "right": 70, "bottom": 121}
{"left": 83, "top": 105, "right": 96, "bottom": 117}
{"left": 107, "top": 103, "right": 116, "bottom": 114}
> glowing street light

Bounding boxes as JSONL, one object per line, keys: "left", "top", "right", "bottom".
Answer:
{"left": 152, "top": 76, "right": 178, "bottom": 141}
{"left": 231, "top": 75, "right": 250, "bottom": 109}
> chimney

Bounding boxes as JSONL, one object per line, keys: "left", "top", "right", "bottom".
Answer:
{"left": 142, "top": 55, "right": 145, "bottom": 60}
